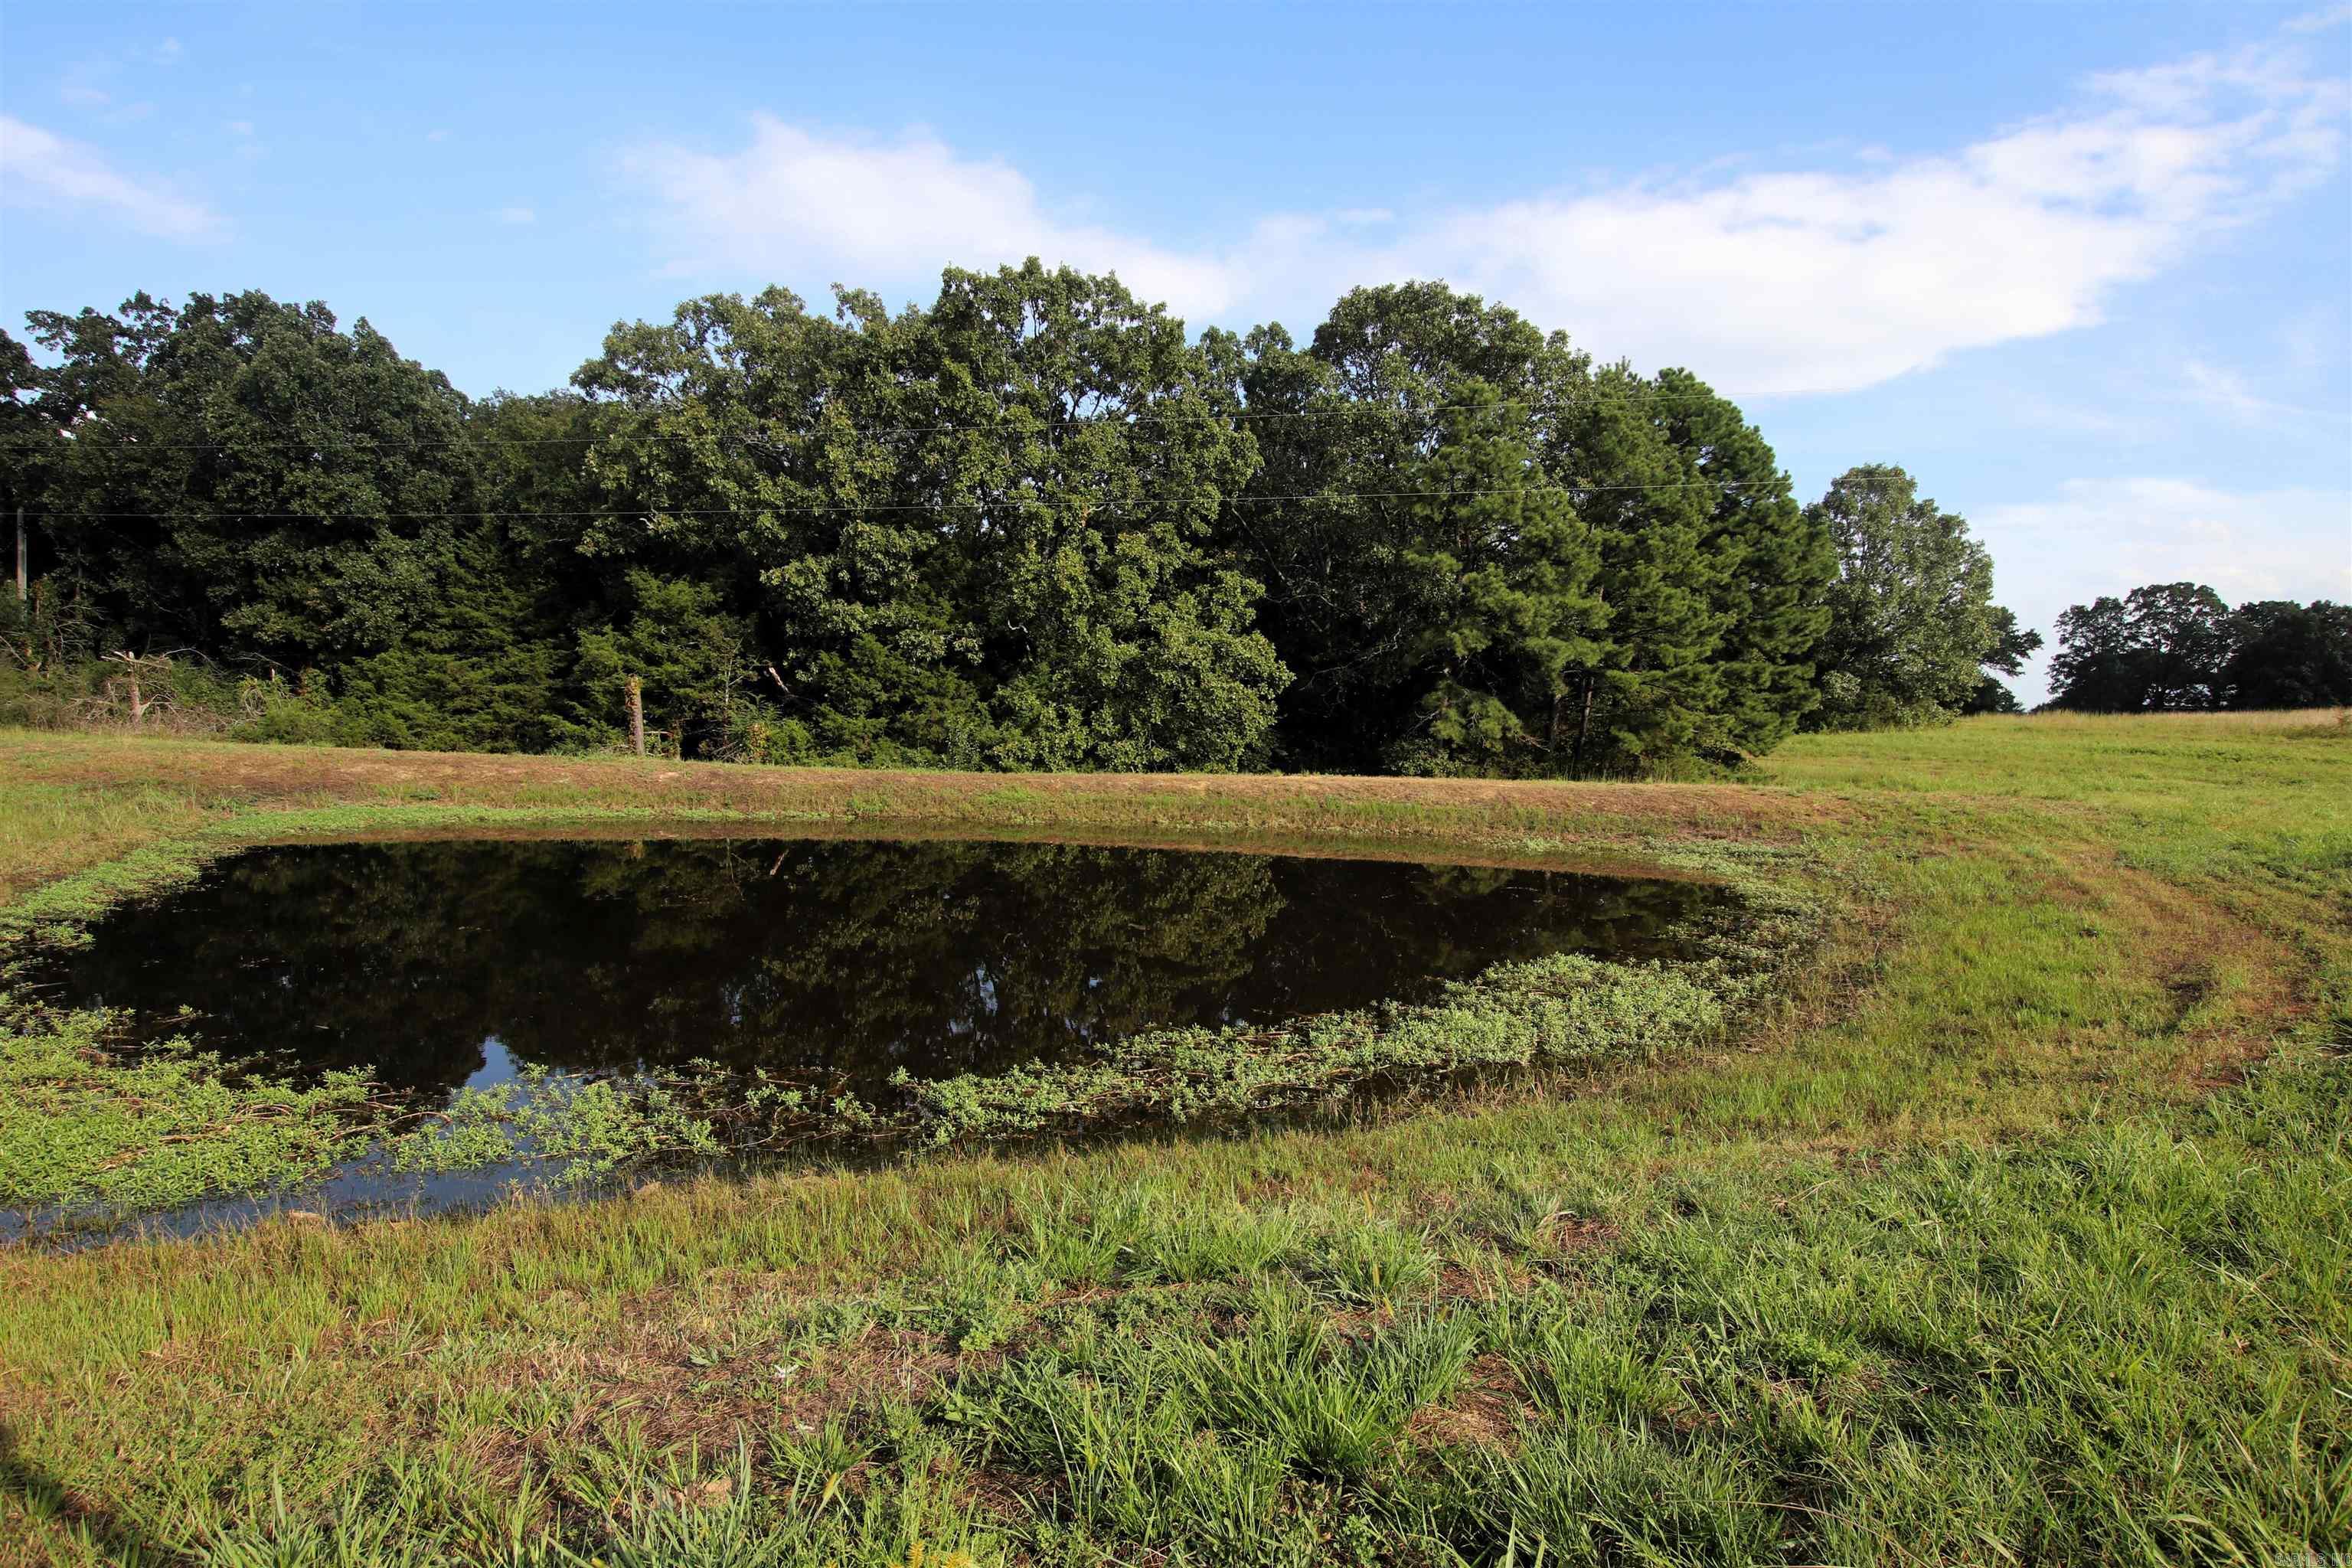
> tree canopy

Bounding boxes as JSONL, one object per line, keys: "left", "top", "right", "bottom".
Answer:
{"left": 1, "top": 269, "right": 2083, "bottom": 774}
{"left": 1801, "top": 465, "right": 2029, "bottom": 732}
{"left": 2047, "top": 583, "right": 2350, "bottom": 711}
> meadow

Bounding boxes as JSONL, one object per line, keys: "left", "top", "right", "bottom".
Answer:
{"left": 1, "top": 712, "right": 2346, "bottom": 1566}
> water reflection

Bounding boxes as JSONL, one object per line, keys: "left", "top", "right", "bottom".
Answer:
{"left": 44, "top": 837, "right": 1717, "bottom": 1101}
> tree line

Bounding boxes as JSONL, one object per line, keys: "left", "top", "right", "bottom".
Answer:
{"left": 6, "top": 264, "right": 2317, "bottom": 776}
{"left": 2043, "top": 583, "right": 2350, "bottom": 713}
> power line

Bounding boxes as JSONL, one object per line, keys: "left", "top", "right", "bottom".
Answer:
{"left": 0, "top": 387, "right": 1776, "bottom": 456}
{"left": 18, "top": 477, "right": 1775, "bottom": 523}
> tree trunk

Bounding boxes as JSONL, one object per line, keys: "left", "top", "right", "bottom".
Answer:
{"left": 1573, "top": 671, "right": 1595, "bottom": 766}
{"left": 624, "top": 676, "right": 645, "bottom": 757}
{"left": 14, "top": 506, "right": 24, "bottom": 604}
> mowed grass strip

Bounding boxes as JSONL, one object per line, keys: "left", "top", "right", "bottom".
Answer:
{"left": 1, "top": 711, "right": 2347, "bottom": 1566}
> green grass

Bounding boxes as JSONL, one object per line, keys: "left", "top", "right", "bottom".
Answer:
{"left": 0, "top": 713, "right": 2347, "bottom": 1566}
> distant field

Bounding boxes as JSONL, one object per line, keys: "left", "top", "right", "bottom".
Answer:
{"left": 2, "top": 713, "right": 2346, "bottom": 1566}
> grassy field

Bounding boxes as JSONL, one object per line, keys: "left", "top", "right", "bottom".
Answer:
{"left": 1, "top": 714, "right": 2346, "bottom": 1566}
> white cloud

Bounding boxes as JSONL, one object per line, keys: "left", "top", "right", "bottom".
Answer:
{"left": 497, "top": 205, "right": 536, "bottom": 225}
{"left": 1976, "top": 477, "right": 2352, "bottom": 701}
{"left": 627, "top": 21, "right": 2346, "bottom": 396}
{"left": 626, "top": 118, "right": 1245, "bottom": 315}
{"left": 2180, "top": 358, "right": 2324, "bottom": 420}
{"left": 227, "top": 119, "right": 254, "bottom": 137}
{"left": 0, "top": 115, "right": 220, "bottom": 239}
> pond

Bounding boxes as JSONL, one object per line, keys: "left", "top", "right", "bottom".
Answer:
{"left": 41, "top": 835, "right": 1720, "bottom": 1104}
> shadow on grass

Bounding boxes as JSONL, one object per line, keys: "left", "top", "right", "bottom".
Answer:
{"left": 0, "top": 1422, "right": 182, "bottom": 1565}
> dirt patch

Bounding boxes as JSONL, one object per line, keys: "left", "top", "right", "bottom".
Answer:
{"left": 766, "top": 1325, "right": 977, "bottom": 1434}
{"left": 1404, "top": 1353, "right": 1529, "bottom": 1452}
{"left": 8, "top": 730, "right": 1844, "bottom": 844}
{"left": 479, "top": 1317, "right": 974, "bottom": 1465}
{"left": 1534, "top": 1214, "right": 1622, "bottom": 1255}
{"left": 1431, "top": 1262, "right": 1501, "bottom": 1302}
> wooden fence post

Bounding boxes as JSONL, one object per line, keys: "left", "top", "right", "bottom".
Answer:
{"left": 624, "top": 675, "right": 645, "bottom": 757}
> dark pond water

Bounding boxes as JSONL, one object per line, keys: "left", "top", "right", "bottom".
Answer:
{"left": 41, "top": 836, "right": 1718, "bottom": 1101}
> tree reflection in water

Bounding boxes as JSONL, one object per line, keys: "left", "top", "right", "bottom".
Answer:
{"left": 45, "top": 838, "right": 1717, "bottom": 1101}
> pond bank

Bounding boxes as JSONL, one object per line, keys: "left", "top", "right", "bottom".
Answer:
{"left": 3, "top": 789, "right": 1835, "bottom": 1234}
{"left": 3, "top": 717, "right": 2344, "bottom": 1564}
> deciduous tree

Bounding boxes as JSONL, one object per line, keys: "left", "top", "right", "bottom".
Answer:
{"left": 1805, "top": 465, "right": 1998, "bottom": 730}
{"left": 2047, "top": 583, "right": 2230, "bottom": 711}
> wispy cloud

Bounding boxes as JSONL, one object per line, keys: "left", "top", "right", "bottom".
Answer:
{"left": 496, "top": 205, "right": 536, "bottom": 225}
{"left": 626, "top": 19, "right": 2347, "bottom": 396}
{"left": 0, "top": 114, "right": 222, "bottom": 239}
{"left": 2180, "top": 358, "right": 2324, "bottom": 421}
{"left": 1977, "top": 476, "right": 2352, "bottom": 699}
{"left": 625, "top": 118, "right": 1242, "bottom": 319}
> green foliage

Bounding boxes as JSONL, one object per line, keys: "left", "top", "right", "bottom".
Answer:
{"left": 8, "top": 273, "right": 2047, "bottom": 775}
{"left": 2049, "top": 582, "right": 2351, "bottom": 711}
{"left": 1228, "top": 283, "right": 1594, "bottom": 771}
{"left": 397, "top": 1068, "right": 725, "bottom": 1183}
{"left": 1651, "top": 368, "right": 1838, "bottom": 756}
{"left": 329, "top": 521, "right": 568, "bottom": 752}
{"left": 2220, "top": 598, "right": 2352, "bottom": 708}
{"left": 1962, "top": 673, "right": 2026, "bottom": 714}
{"left": 571, "top": 263, "right": 1288, "bottom": 772}
{"left": 564, "top": 570, "right": 760, "bottom": 754}
{"left": 899, "top": 945, "right": 1743, "bottom": 1148}
{"left": 22, "top": 292, "right": 475, "bottom": 669}
{"left": 1387, "top": 385, "right": 1608, "bottom": 774}
{"left": 0, "top": 1001, "right": 377, "bottom": 1212}
{"left": 2047, "top": 580, "right": 2231, "bottom": 711}
{"left": 1960, "top": 605, "right": 2043, "bottom": 714}
{"left": 1223, "top": 285, "right": 1834, "bottom": 775}
{"left": 1561, "top": 368, "right": 1730, "bottom": 767}
{"left": 1805, "top": 464, "right": 2004, "bottom": 730}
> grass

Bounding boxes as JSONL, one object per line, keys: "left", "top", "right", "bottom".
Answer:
{"left": 0, "top": 712, "right": 2347, "bottom": 1565}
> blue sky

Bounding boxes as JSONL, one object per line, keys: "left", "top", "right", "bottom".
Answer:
{"left": 3, "top": 2, "right": 2347, "bottom": 703}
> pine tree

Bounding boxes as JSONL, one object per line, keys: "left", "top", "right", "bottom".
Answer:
{"left": 1387, "top": 386, "right": 1609, "bottom": 775}
{"left": 1648, "top": 369, "right": 1833, "bottom": 756}
{"left": 1551, "top": 369, "right": 1727, "bottom": 769}
{"left": 1227, "top": 283, "right": 1595, "bottom": 769}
